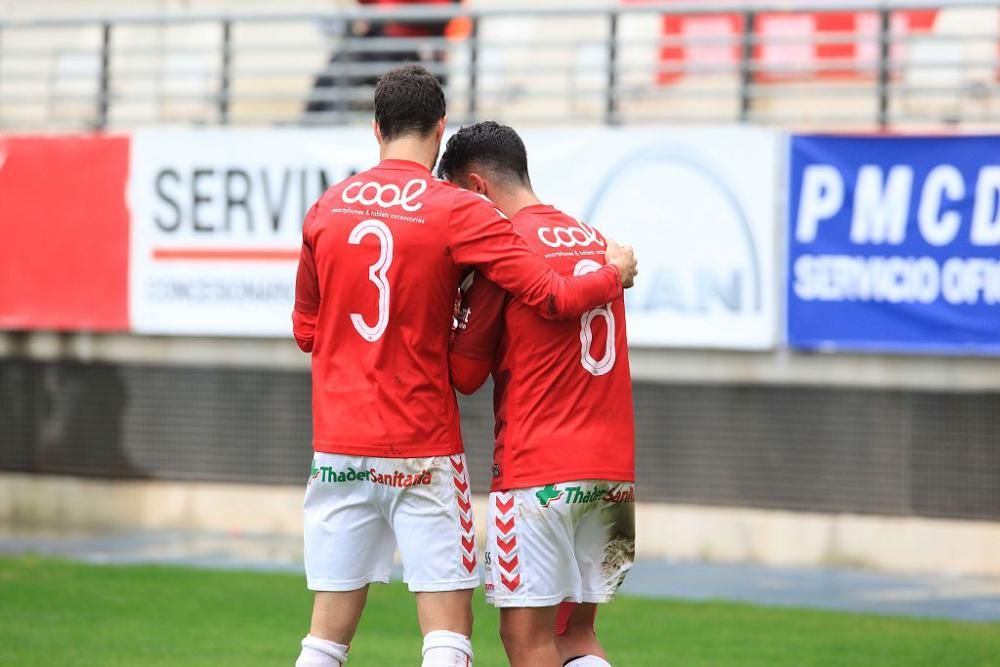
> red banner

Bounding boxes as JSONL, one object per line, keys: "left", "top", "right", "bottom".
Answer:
{"left": 624, "top": 1, "right": 938, "bottom": 84}
{"left": 0, "top": 135, "right": 130, "bottom": 331}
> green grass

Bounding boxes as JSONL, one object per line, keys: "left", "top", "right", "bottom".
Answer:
{"left": 1, "top": 557, "right": 997, "bottom": 666}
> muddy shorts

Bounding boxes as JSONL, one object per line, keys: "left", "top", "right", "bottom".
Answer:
{"left": 303, "top": 453, "right": 479, "bottom": 593}
{"left": 484, "top": 480, "right": 635, "bottom": 607}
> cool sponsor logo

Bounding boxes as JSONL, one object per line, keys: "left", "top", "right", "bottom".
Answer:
{"left": 309, "top": 462, "right": 433, "bottom": 488}
{"left": 535, "top": 483, "right": 636, "bottom": 507}
{"left": 537, "top": 220, "right": 605, "bottom": 249}
{"left": 342, "top": 178, "right": 427, "bottom": 212}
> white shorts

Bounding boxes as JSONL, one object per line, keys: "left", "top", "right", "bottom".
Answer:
{"left": 304, "top": 453, "right": 480, "bottom": 593}
{"left": 484, "top": 480, "right": 635, "bottom": 608}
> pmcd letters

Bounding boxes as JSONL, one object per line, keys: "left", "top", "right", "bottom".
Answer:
{"left": 796, "top": 163, "right": 1000, "bottom": 247}
{"left": 792, "top": 162, "right": 1000, "bottom": 306}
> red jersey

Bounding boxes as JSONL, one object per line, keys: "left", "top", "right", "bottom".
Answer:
{"left": 293, "top": 160, "right": 623, "bottom": 458}
{"left": 450, "top": 204, "right": 635, "bottom": 491}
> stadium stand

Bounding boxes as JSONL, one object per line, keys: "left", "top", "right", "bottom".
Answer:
{"left": 0, "top": 0, "right": 997, "bottom": 129}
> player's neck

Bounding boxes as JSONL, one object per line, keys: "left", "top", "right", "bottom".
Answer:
{"left": 501, "top": 187, "right": 544, "bottom": 218}
{"left": 379, "top": 135, "right": 439, "bottom": 172}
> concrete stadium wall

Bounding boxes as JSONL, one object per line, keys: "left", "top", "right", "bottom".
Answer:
{"left": 5, "top": 331, "right": 1000, "bottom": 391}
{"left": 3, "top": 472, "right": 999, "bottom": 577}
{"left": 3, "top": 338, "right": 999, "bottom": 523}
{"left": 2, "top": 332, "right": 999, "bottom": 578}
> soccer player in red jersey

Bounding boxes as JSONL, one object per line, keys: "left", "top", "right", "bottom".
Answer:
{"left": 439, "top": 122, "right": 636, "bottom": 667}
{"left": 291, "top": 67, "right": 638, "bottom": 667}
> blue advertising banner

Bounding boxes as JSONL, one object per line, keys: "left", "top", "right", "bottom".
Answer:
{"left": 788, "top": 135, "right": 1000, "bottom": 354}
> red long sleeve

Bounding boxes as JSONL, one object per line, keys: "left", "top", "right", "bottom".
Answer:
{"left": 449, "top": 352, "right": 494, "bottom": 395}
{"left": 292, "top": 205, "right": 321, "bottom": 352}
{"left": 293, "top": 309, "right": 317, "bottom": 353}
{"left": 449, "top": 271, "right": 508, "bottom": 394}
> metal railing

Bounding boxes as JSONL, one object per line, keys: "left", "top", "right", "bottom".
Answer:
{"left": 0, "top": 0, "right": 998, "bottom": 130}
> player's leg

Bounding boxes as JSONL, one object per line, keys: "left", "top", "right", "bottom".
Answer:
{"left": 414, "top": 589, "right": 474, "bottom": 636}
{"left": 296, "top": 588, "right": 369, "bottom": 666}
{"left": 555, "top": 602, "right": 609, "bottom": 666}
{"left": 298, "top": 454, "right": 396, "bottom": 666}
{"left": 566, "top": 480, "right": 637, "bottom": 667}
{"left": 498, "top": 606, "right": 562, "bottom": 667}
{"left": 485, "top": 485, "right": 579, "bottom": 667}
{"left": 392, "top": 454, "right": 480, "bottom": 666}
{"left": 415, "top": 590, "right": 475, "bottom": 666}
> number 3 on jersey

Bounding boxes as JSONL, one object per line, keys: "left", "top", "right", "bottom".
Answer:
{"left": 349, "top": 219, "right": 394, "bottom": 342}
{"left": 574, "top": 259, "right": 616, "bottom": 376}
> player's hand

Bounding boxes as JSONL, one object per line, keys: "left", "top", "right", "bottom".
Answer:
{"left": 605, "top": 239, "right": 638, "bottom": 289}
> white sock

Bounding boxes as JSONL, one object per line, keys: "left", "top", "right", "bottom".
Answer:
{"left": 564, "top": 657, "right": 611, "bottom": 667}
{"left": 295, "top": 635, "right": 349, "bottom": 667}
{"left": 421, "top": 630, "right": 473, "bottom": 666}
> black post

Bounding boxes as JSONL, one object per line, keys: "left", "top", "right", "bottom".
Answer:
{"left": 468, "top": 15, "right": 478, "bottom": 119}
{"left": 606, "top": 10, "right": 619, "bottom": 125}
{"left": 738, "top": 10, "right": 755, "bottom": 122}
{"left": 876, "top": 7, "right": 891, "bottom": 129}
{"left": 97, "top": 22, "right": 112, "bottom": 130}
{"left": 334, "top": 26, "right": 350, "bottom": 123}
{"left": 220, "top": 19, "right": 233, "bottom": 124}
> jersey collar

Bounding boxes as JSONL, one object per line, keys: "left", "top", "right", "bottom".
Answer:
{"left": 377, "top": 158, "right": 433, "bottom": 173}
{"left": 517, "top": 203, "right": 557, "bottom": 215}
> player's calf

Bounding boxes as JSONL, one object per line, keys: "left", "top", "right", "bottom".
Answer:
{"left": 416, "top": 590, "right": 475, "bottom": 666}
{"left": 555, "top": 602, "right": 607, "bottom": 664}
{"left": 499, "top": 606, "right": 563, "bottom": 667}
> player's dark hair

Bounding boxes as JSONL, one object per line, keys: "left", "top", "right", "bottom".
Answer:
{"left": 437, "top": 121, "right": 531, "bottom": 189}
{"left": 373, "top": 64, "right": 446, "bottom": 142}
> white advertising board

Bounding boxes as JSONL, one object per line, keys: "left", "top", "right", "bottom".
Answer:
{"left": 129, "top": 129, "right": 370, "bottom": 336}
{"left": 129, "top": 126, "right": 780, "bottom": 348}
{"left": 520, "top": 127, "right": 781, "bottom": 349}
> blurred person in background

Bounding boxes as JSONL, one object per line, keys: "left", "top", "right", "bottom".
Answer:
{"left": 291, "top": 65, "right": 637, "bottom": 667}
{"left": 307, "top": 0, "right": 463, "bottom": 117}
{"left": 440, "top": 122, "right": 636, "bottom": 667}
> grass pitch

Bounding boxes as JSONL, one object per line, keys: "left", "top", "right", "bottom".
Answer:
{"left": 1, "top": 556, "right": 997, "bottom": 666}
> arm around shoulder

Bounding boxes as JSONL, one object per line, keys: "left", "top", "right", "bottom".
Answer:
{"left": 447, "top": 191, "right": 625, "bottom": 320}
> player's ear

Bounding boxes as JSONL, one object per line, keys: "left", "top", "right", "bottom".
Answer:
{"left": 372, "top": 120, "right": 383, "bottom": 145}
{"left": 468, "top": 173, "right": 488, "bottom": 196}
{"left": 435, "top": 116, "right": 447, "bottom": 142}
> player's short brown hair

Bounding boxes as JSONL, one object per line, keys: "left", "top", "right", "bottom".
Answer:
{"left": 437, "top": 121, "right": 531, "bottom": 189}
{"left": 374, "top": 64, "right": 446, "bottom": 142}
